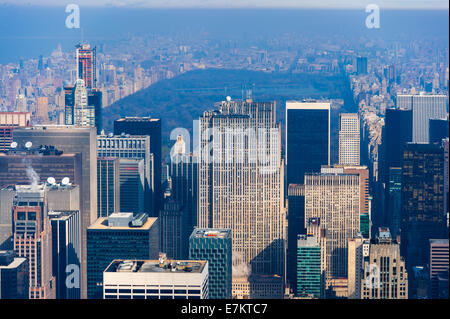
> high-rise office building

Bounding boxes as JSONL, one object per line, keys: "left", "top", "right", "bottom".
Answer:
{"left": 0, "top": 145, "right": 82, "bottom": 189}
{"left": 64, "top": 85, "right": 102, "bottom": 133}
{"left": 356, "top": 56, "right": 368, "bottom": 75}
{"left": 49, "top": 210, "right": 81, "bottom": 299}
{"left": 232, "top": 274, "right": 284, "bottom": 299}
{"left": 76, "top": 43, "right": 96, "bottom": 89}
{"left": 103, "top": 258, "right": 209, "bottom": 299}
{"left": 286, "top": 101, "right": 330, "bottom": 186}
{"left": 160, "top": 200, "right": 188, "bottom": 260}
{"left": 170, "top": 153, "right": 198, "bottom": 235}
{"left": 0, "top": 112, "right": 31, "bottom": 152}
{"left": 73, "top": 79, "right": 95, "bottom": 127}
{"left": 429, "top": 239, "right": 449, "bottom": 299}
{"left": 13, "top": 125, "right": 97, "bottom": 299}
{"left": 113, "top": 117, "right": 162, "bottom": 214}
{"left": 0, "top": 187, "right": 15, "bottom": 249}
{"left": 429, "top": 118, "right": 449, "bottom": 144}
{"left": 287, "top": 184, "right": 305, "bottom": 293}
{"left": 347, "top": 236, "right": 369, "bottom": 299}
{"left": 97, "top": 133, "right": 153, "bottom": 215}
{"left": 296, "top": 234, "right": 322, "bottom": 299}
{"left": 198, "top": 100, "right": 285, "bottom": 278}
{"left": 12, "top": 185, "right": 55, "bottom": 299}
{"left": 0, "top": 250, "right": 29, "bottom": 299}
{"left": 323, "top": 165, "right": 370, "bottom": 238}
{"left": 444, "top": 138, "right": 449, "bottom": 219}
{"left": 86, "top": 212, "right": 159, "bottom": 299}
{"left": 396, "top": 94, "right": 447, "bottom": 143}
{"left": 119, "top": 158, "right": 145, "bottom": 215}
{"left": 339, "top": 113, "right": 360, "bottom": 166}
{"left": 387, "top": 167, "right": 402, "bottom": 238}
{"left": 361, "top": 228, "right": 408, "bottom": 299}
{"left": 189, "top": 228, "right": 232, "bottom": 299}
{"left": 305, "top": 168, "right": 360, "bottom": 282}
{"left": 382, "top": 108, "right": 412, "bottom": 183}
{"left": 401, "top": 143, "right": 446, "bottom": 278}
{"left": 97, "top": 157, "right": 120, "bottom": 218}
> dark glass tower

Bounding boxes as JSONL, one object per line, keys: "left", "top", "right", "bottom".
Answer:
{"left": 114, "top": 117, "right": 162, "bottom": 214}
{"left": 286, "top": 101, "right": 330, "bottom": 186}
{"left": 401, "top": 143, "right": 446, "bottom": 295}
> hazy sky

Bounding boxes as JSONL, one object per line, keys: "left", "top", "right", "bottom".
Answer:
{"left": 1, "top": 0, "right": 448, "bottom": 9}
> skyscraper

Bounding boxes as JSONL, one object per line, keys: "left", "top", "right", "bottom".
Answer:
{"left": 387, "top": 167, "right": 402, "bottom": 238}
{"left": 86, "top": 213, "right": 159, "bottom": 299}
{"left": 347, "top": 236, "right": 369, "bottom": 299}
{"left": 13, "top": 125, "right": 98, "bottom": 299}
{"left": 0, "top": 145, "right": 82, "bottom": 188}
{"left": 0, "top": 250, "right": 29, "bottom": 299}
{"left": 12, "top": 185, "right": 55, "bottom": 299}
{"left": 286, "top": 101, "right": 330, "bottom": 186}
{"left": 296, "top": 234, "right": 322, "bottom": 298}
{"left": 76, "top": 43, "right": 96, "bottom": 89}
{"left": 189, "top": 228, "right": 232, "bottom": 299}
{"left": 198, "top": 100, "right": 285, "bottom": 278}
{"left": 97, "top": 133, "right": 153, "bottom": 215}
{"left": 361, "top": 228, "right": 408, "bottom": 299}
{"left": 159, "top": 199, "right": 188, "bottom": 259}
{"left": 0, "top": 112, "right": 31, "bottom": 152}
{"left": 339, "top": 113, "right": 360, "bottom": 166}
{"left": 119, "top": 159, "right": 145, "bottom": 215}
{"left": 429, "top": 118, "right": 449, "bottom": 144}
{"left": 401, "top": 143, "right": 446, "bottom": 285}
{"left": 429, "top": 239, "right": 449, "bottom": 299}
{"left": 396, "top": 94, "right": 447, "bottom": 143}
{"left": 170, "top": 153, "right": 198, "bottom": 236}
{"left": 49, "top": 210, "right": 81, "bottom": 299}
{"left": 97, "top": 157, "right": 120, "bottom": 218}
{"left": 113, "top": 117, "right": 162, "bottom": 214}
{"left": 305, "top": 168, "right": 360, "bottom": 283}
{"left": 287, "top": 184, "right": 305, "bottom": 293}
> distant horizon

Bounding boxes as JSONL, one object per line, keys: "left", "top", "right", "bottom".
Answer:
{"left": 0, "top": 0, "right": 448, "bottom": 10}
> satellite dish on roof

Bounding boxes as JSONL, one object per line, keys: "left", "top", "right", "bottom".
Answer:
{"left": 25, "top": 141, "right": 32, "bottom": 149}
{"left": 47, "top": 177, "right": 56, "bottom": 185}
{"left": 61, "top": 177, "right": 70, "bottom": 185}
{"left": 10, "top": 142, "right": 17, "bottom": 149}
{"left": 226, "top": 96, "right": 232, "bottom": 102}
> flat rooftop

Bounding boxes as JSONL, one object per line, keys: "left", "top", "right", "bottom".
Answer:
{"left": 190, "top": 228, "right": 231, "bottom": 239}
{"left": 88, "top": 216, "right": 158, "bottom": 231}
{"left": 105, "top": 259, "right": 207, "bottom": 274}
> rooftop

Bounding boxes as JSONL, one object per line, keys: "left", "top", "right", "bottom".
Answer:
{"left": 105, "top": 259, "right": 207, "bottom": 274}
{"left": 88, "top": 214, "right": 157, "bottom": 231}
{"left": 190, "top": 228, "right": 231, "bottom": 239}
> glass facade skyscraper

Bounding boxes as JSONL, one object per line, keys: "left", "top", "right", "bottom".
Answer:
{"left": 286, "top": 101, "right": 330, "bottom": 186}
{"left": 189, "top": 228, "right": 232, "bottom": 299}
{"left": 296, "top": 234, "right": 321, "bottom": 298}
